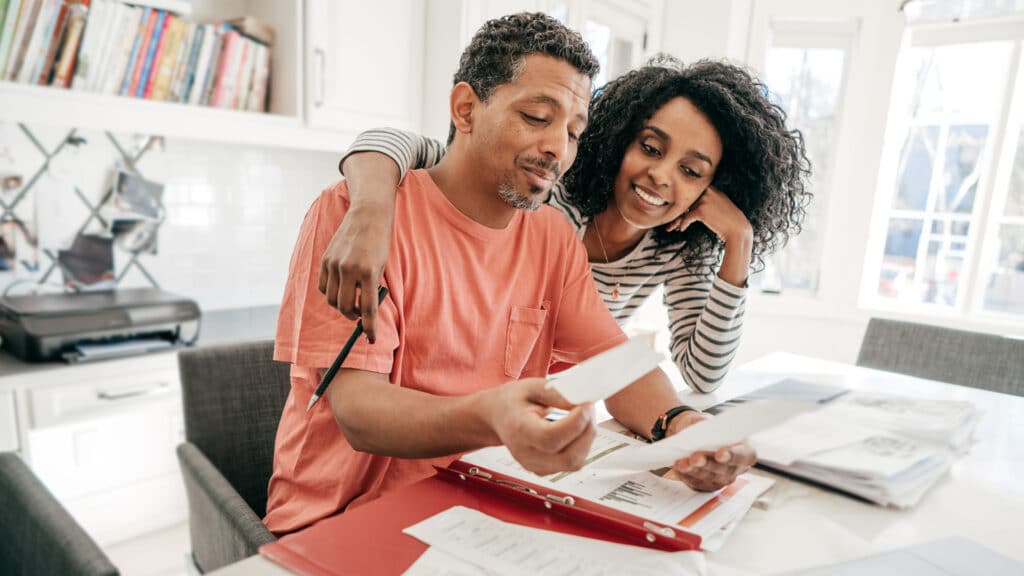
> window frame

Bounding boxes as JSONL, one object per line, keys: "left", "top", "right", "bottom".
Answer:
{"left": 743, "top": 0, "right": 900, "bottom": 325}
{"left": 859, "top": 15, "right": 1024, "bottom": 328}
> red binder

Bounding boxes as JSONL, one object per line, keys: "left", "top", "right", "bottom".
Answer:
{"left": 260, "top": 461, "right": 705, "bottom": 576}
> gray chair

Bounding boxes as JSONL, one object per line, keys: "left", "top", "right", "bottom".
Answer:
{"left": 856, "top": 317, "right": 1024, "bottom": 396}
{"left": 0, "top": 452, "right": 119, "bottom": 576}
{"left": 176, "top": 340, "right": 292, "bottom": 573}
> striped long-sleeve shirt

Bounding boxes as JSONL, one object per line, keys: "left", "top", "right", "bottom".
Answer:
{"left": 341, "top": 129, "right": 747, "bottom": 393}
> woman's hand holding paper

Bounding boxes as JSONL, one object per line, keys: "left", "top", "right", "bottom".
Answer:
{"left": 666, "top": 411, "right": 757, "bottom": 492}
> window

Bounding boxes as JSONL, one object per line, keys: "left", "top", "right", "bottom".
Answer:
{"left": 578, "top": 1, "right": 647, "bottom": 86}
{"left": 864, "top": 17, "right": 1024, "bottom": 321}
{"left": 749, "top": 20, "right": 855, "bottom": 294}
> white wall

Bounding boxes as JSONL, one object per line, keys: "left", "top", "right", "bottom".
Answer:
{"left": 660, "top": 0, "right": 752, "bottom": 63}
{"left": 0, "top": 122, "right": 339, "bottom": 312}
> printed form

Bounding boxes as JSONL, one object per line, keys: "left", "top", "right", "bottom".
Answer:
{"left": 402, "top": 506, "right": 707, "bottom": 576}
{"left": 462, "top": 425, "right": 773, "bottom": 541}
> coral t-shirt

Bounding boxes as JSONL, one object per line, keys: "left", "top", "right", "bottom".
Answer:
{"left": 265, "top": 170, "right": 626, "bottom": 534}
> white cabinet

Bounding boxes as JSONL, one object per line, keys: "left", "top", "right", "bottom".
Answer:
{"left": 305, "top": 0, "right": 425, "bottom": 133}
{"left": 0, "top": 391, "right": 18, "bottom": 452}
{"left": 6, "top": 352, "right": 185, "bottom": 546}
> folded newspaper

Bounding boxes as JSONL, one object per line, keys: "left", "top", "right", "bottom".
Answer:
{"left": 709, "top": 379, "right": 981, "bottom": 508}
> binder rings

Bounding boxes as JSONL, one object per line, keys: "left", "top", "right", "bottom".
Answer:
{"left": 260, "top": 460, "right": 705, "bottom": 576}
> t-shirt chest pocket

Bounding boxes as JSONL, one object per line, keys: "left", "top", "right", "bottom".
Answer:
{"left": 504, "top": 302, "right": 549, "bottom": 378}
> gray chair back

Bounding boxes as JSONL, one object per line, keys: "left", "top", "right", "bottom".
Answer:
{"left": 857, "top": 317, "right": 1024, "bottom": 396}
{"left": 0, "top": 452, "right": 119, "bottom": 576}
{"left": 178, "top": 340, "right": 291, "bottom": 518}
{"left": 177, "top": 340, "right": 291, "bottom": 572}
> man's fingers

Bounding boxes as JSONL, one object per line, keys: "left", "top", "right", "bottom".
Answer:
{"left": 323, "top": 265, "right": 341, "bottom": 308}
{"left": 359, "top": 277, "right": 380, "bottom": 343}
{"left": 553, "top": 418, "right": 597, "bottom": 470}
{"left": 336, "top": 278, "right": 359, "bottom": 320}
{"left": 715, "top": 447, "right": 733, "bottom": 464}
{"left": 525, "top": 379, "right": 575, "bottom": 410}
{"left": 318, "top": 258, "right": 330, "bottom": 295}
{"left": 535, "top": 404, "right": 594, "bottom": 454}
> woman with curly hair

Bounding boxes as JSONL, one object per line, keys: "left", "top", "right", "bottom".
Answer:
{"left": 321, "top": 56, "right": 811, "bottom": 394}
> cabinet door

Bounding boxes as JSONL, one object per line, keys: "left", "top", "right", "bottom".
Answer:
{"left": 306, "top": 0, "right": 425, "bottom": 133}
{"left": 0, "top": 391, "right": 18, "bottom": 453}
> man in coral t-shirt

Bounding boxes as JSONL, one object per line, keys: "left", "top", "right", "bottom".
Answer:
{"left": 265, "top": 13, "right": 755, "bottom": 535}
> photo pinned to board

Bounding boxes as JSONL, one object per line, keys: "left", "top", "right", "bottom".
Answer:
{"left": 57, "top": 234, "right": 115, "bottom": 290}
{"left": 0, "top": 221, "right": 16, "bottom": 273}
{"left": 103, "top": 170, "right": 165, "bottom": 255}
{"left": 0, "top": 218, "right": 39, "bottom": 276}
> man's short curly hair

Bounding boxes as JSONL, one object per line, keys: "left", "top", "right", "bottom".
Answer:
{"left": 562, "top": 55, "right": 812, "bottom": 273}
{"left": 447, "top": 12, "right": 599, "bottom": 144}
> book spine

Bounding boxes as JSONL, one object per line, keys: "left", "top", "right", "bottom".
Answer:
{"left": 37, "top": 0, "right": 71, "bottom": 84}
{"left": 166, "top": 18, "right": 190, "bottom": 101}
{"left": 152, "top": 15, "right": 181, "bottom": 100}
{"left": 100, "top": 2, "right": 133, "bottom": 93}
{"left": 22, "top": 0, "right": 60, "bottom": 83}
{"left": 0, "top": 0, "right": 10, "bottom": 55}
{"left": 178, "top": 22, "right": 202, "bottom": 102}
{"left": 232, "top": 36, "right": 252, "bottom": 110}
{"left": 199, "top": 24, "right": 224, "bottom": 106}
{"left": 134, "top": 8, "right": 164, "bottom": 97}
{"left": 187, "top": 23, "right": 213, "bottom": 104}
{"left": 251, "top": 42, "right": 270, "bottom": 113}
{"left": 0, "top": 0, "right": 23, "bottom": 78}
{"left": 51, "top": 0, "right": 87, "bottom": 87}
{"left": 3, "top": 0, "right": 40, "bottom": 80}
{"left": 141, "top": 10, "right": 170, "bottom": 98}
{"left": 69, "top": 0, "right": 103, "bottom": 90}
{"left": 14, "top": 0, "right": 53, "bottom": 83}
{"left": 118, "top": 6, "right": 150, "bottom": 95}
{"left": 210, "top": 27, "right": 238, "bottom": 108}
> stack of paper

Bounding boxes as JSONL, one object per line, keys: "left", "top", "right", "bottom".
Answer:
{"left": 723, "top": 380, "right": 981, "bottom": 508}
{"left": 461, "top": 398, "right": 809, "bottom": 552}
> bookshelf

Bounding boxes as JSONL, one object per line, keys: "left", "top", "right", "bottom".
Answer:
{"left": 0, "top": 0, "right": 387, "bottom": 152}
{"left": 0, "top": 78, "right": 351, "bottom": 151}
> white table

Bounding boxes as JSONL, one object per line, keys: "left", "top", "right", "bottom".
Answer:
{"left": 210, "top": 352, "right": 1024, "bottom": 575}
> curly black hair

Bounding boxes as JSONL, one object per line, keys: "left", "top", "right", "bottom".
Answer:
{"left": 562, "top": 55, "right": 812, "bottom": 273}
{"left": 447, "top": 12, "right": 600, "bottom": 144}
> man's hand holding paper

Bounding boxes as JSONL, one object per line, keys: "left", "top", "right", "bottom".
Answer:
{"left": 482, "top": 377, "right": 597, "bottom": 476}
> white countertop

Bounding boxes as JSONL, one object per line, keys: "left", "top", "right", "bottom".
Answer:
{"left": 0, "top": 305, "right": 279, "bottom": 381}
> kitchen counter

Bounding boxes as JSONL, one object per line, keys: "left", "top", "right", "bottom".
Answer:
{"left": 0, "top": 305, "right": 279, "bottom": 378}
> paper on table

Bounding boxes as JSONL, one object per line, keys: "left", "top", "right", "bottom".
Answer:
{"left": 546, "top": 338, "right": 663, "bottom": 404}
{"left": 751, "top": 406, "right": 878, "bottom": 465}
{"left": 594, "top": 399, "right": 814, "bottom": 471}
{"left": 462, "top": 429, "right": 771, "bottom": 538}
{"left": 402, "top": 547, "right": 500, "bottom": 576}
{"left": 403, "top": 506, "right": 707, "bottom": 576}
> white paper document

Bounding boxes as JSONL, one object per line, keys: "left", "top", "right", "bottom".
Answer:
{"left": 594, "top": 399, "right": 813, "bottom": 472}
{"left": 546, "top": 338, "right": 663, "bottom": 404}
{"left": 751, "top": 406, "right": 878, "bottom": 465}
{"left": 709, "top": 383, "right": 980, "bottom": 508}
{"left": 462, "top": 427, "right": 774, "bottom": 541}
{"left": 403, "top": 506, "right": 707, "bottom": 576}
{"left": 402, "top": 547, "right": 500, "bottom": 576}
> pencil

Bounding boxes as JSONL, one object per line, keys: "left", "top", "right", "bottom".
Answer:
{"left": 306, "top": 286, "right": 389, "bottom": 412}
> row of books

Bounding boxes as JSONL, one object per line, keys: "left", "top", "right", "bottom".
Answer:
{"left": 0, "top": 0, "right": 274, "bottom": 112}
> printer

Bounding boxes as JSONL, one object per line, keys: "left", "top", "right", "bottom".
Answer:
{"left": 0, "top": 288, "right": 200, "bottom": 363}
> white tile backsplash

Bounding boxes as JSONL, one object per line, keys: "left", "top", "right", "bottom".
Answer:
{"left": 0, "top": 122, "right": 340, "bottom": 312}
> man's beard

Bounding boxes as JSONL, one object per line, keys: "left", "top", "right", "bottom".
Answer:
{"left": 498, "top": 180, "right": 544, "bottom": 212}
